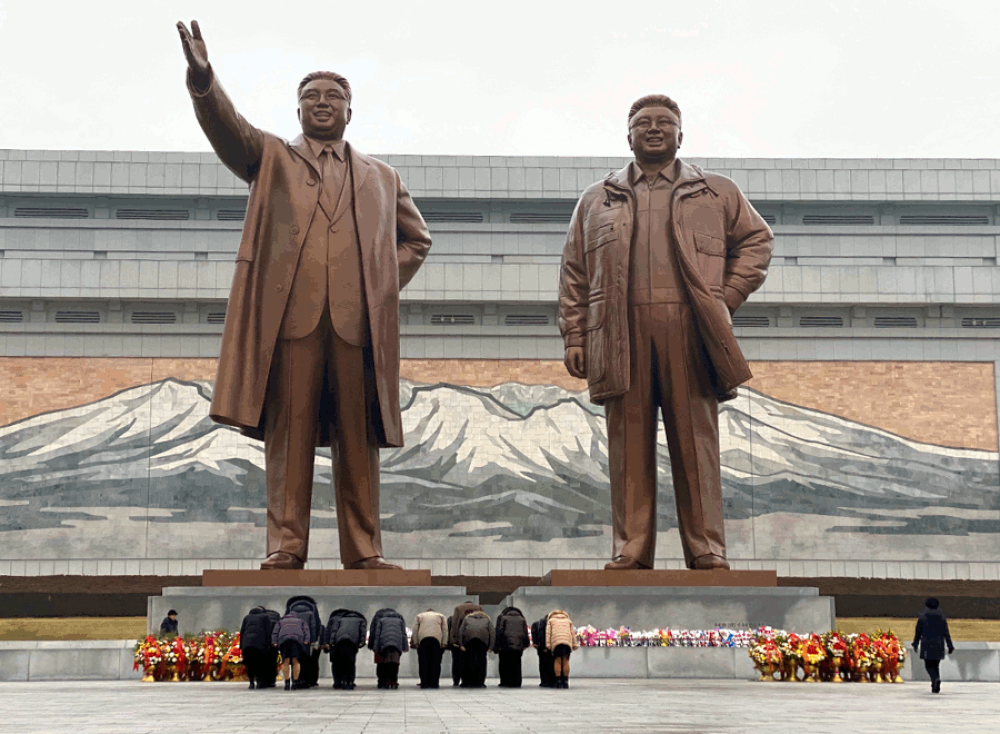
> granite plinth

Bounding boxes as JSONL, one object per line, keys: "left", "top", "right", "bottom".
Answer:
{"left": 503, "top": 586, "right": 835, "bottom": 632}
{"left": 908, "top": 643, "right": 1000, "bottom": 683}
{"left": 540, "top": 569, "right": 777, "bottom": 587}
{"left": 202, "top": 569, "right": 432, "bottom": 587}
{"left": 15, "top": 642, "right": 1000, "bottom": 681}
{"left": 148, "top": 586, "right": 472, "bottom": 635}
{"left": 0, "top": 640, "right": 139, "bottom": 682}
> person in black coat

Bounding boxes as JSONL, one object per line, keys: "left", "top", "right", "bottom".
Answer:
{"left": 324, "top": 609, "right": 367, "bottom": 690}
{"left": 913, "top": 597, "right": 955, "bottom": 693}
{"left": 159, "top": 610, "right": 179, "bottom": 637}
{"left": 259, "top": 609, "right": 281, "bottom": 688}
{"left": 531, "top": 615, "right": 555, "bottom": 688}
{"left": 369, "top": 608, "right": 409, "bottom": 689}
{"left": 458, "top": 611, "right": 494, "bottom": 688}
{"left": 493, "top": 606, "right": 530, "bottom": 687}
{"left": 448, "top": 601, "right": 483, "bottom": 686}
{"left": 286, "top": 596, "right": 322, "bottom": 689}
{"left": 239, "top": 606, "right": 274, "bottom": 689}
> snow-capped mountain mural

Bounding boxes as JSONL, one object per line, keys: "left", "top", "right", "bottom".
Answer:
{"left": 1, "top": 377, "right": 997, "bottom": 561}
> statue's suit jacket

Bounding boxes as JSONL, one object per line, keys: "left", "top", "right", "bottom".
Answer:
{"left": 187, "top": 72, "right": 431, "bottom": 448}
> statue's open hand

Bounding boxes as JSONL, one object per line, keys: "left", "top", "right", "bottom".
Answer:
{"left": 564, "top": 346, "right": 586, "bottom": 379}
{"left": 177, "top": 20, "right": 210, "bottom": 82}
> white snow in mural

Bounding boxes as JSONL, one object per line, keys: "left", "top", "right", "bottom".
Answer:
{"left": 0, "top": 378, "right": 997, "bottom": 546}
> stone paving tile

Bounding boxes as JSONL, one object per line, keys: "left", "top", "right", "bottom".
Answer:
{"left": 0, "top": 679, "right": 995, "bottom": 734}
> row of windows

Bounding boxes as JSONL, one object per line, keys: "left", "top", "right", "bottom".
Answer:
{"left": 0, "top": 309, "right": 227, "bottom": 325}
{"left": 733, "top": 315, "right": 1000, "bottom": 329}
{"left": 7, "top": 206, "right": 564, "bottom": 224}
{"left": 426, "top": 313, "right": 551, "bottom": 326}
{"left": 10, "top": 207, "right": 243, "bottom": 222}
{"left": 0, "top": 309, "right": 551, "bottom": 326}
{"left": 2, "top": 308, "right": 999, "bottom": 330}
{"left": 5, "top": 206, "right": 995, "bottom": 227}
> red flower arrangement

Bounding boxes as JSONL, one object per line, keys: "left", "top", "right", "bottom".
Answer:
{"left": 134, "top": 631, "right": 247, "bottom": 683}
{"left": 749, "top": 628, "right": 906, "bottom": 684}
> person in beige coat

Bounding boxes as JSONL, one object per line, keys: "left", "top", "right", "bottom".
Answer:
{"left": 411, "top": 609, "right": 448, "bottom": 689}
{"left": 545, "top": 610, "right": 578, "bottom": 689}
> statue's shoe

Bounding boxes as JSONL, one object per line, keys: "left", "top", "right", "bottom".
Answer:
{"left": 260, "top": 551, "right": 305, "bottom": 570}
{"left": 603, "top": 555, "right": 652, "bottom": 571}
{"left": 689, "top": 554, "right": 730, "bottom": 570}
{"left": 345, "top": 556, "right": 402, "bottom": 570}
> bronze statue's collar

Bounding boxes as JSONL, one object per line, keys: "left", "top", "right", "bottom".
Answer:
{"left": 303, "top": 136, "right": 347, "bottom": 161}
{"left": 287, "top": 136, "right": 372, "bottom": 191}
{"left": 288, "top": 134, "right": 320, "bottom": 174}
{"left": 604, "top": 158, "right": 710, "bottom": 198}
{"left": 627, "top": 158, "right": 680, "bottom": 186}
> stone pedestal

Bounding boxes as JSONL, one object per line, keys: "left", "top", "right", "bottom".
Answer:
{"left": 503, "top": 585, "right": 835, "bottom": 632}
{"left": 202, "top": 569, "right": 431, "bottom": 587}
{"left": 540, "top": 569, "right": 777, "bottom": 587}
{"left": 147, "top": 585, "right": 471, "bottom": 636}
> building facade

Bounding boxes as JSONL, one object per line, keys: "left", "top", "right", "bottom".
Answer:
{"left": 1, "top": 149, "right": 998, "bottom": 580}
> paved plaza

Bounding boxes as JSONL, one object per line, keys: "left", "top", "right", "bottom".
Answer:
{"left": 0, "top": 679, "right": 994, "bottom": 734}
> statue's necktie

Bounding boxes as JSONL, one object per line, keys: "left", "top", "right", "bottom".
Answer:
{"left": 320, "top": 147, "right": 341, "bottom": 217}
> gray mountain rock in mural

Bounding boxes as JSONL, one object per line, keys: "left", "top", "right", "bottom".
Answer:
{"left": 0, "top": 378, "right": 997, "bottom": 540}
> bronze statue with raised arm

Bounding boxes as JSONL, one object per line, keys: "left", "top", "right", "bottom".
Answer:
{"left": 177, "top": 21, "right": 431, "bottom": 571}
{"left": 558, "top": 95, "right": 772, "bottom": 571}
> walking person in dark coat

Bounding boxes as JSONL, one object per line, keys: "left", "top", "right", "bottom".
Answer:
{"left": 239, "top": 606, "right": 274, "bottom": 689}
{"left": 412, "top": 608, "right": 448, "bottom": 689}
{"left": 272, "top": 611, "right": 311, "bottom": 690}
{"left": 493, "top": 606, "right": 530, "bottom": 687}
{"left": 324, "top": 608, "right": 367, "bottom": 690}
{"left": 531, "top": 614, "right": 555, "bottom": 688}
{"left": 448, "top": 601, "right": 483, "bottom": 686}
{"left": 913, "top": 597, "right": 955, "bottom": 693}
{"left": 458, "top": 610, "right": 494, "bottom": 688}
{"left": 369, "top": 608, "right": 409, "bottom": 689}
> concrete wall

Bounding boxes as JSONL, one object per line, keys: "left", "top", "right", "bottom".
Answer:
{"left": 0, "top": 640, "right": 140, "bottom": 682}
{"left": 2, "top": 640, "right": 996, "bottom": 682}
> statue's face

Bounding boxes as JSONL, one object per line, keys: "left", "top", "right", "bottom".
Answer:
{"left": 297, "top": 79, "right": 352, "bottom": 140}
{"left": 627, "top": 106, "right": 682, "bottom": 161}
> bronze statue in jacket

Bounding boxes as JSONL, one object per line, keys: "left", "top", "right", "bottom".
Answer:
{"left": 558, "top": 95, "right": 772, "bottom": 571}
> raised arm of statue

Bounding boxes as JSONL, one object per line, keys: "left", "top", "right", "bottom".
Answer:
{"left": 176, "top": 20, "right": 265, "bottom": 183}
{"left": 176, "top": 20, "right": 212, "bottom": 91}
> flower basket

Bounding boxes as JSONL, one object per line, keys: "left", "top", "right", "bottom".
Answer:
{"left": 745, "top": 627, "right": 914, "bottom": 686}
{"left": 133, "top": 636, "right": 165, "bottom": 682}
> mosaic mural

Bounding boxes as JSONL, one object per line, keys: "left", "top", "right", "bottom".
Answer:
{"left": 1, "top": 360, "right": 998, "bottom": 565}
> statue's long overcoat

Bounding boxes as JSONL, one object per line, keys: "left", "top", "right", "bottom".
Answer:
{"left": 188, "top": 73, "right": 431, "bottom": 448}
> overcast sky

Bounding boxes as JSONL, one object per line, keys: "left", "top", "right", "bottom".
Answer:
{"left": 0, "top": 0, "right": 997, "bottom": 158}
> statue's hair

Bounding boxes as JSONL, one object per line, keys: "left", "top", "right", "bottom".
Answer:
{"left": 628, "top": 94, "right": 681, "bottom": 126}
{"left": 298, "top": 71, "right": 352, "bottom": 102}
